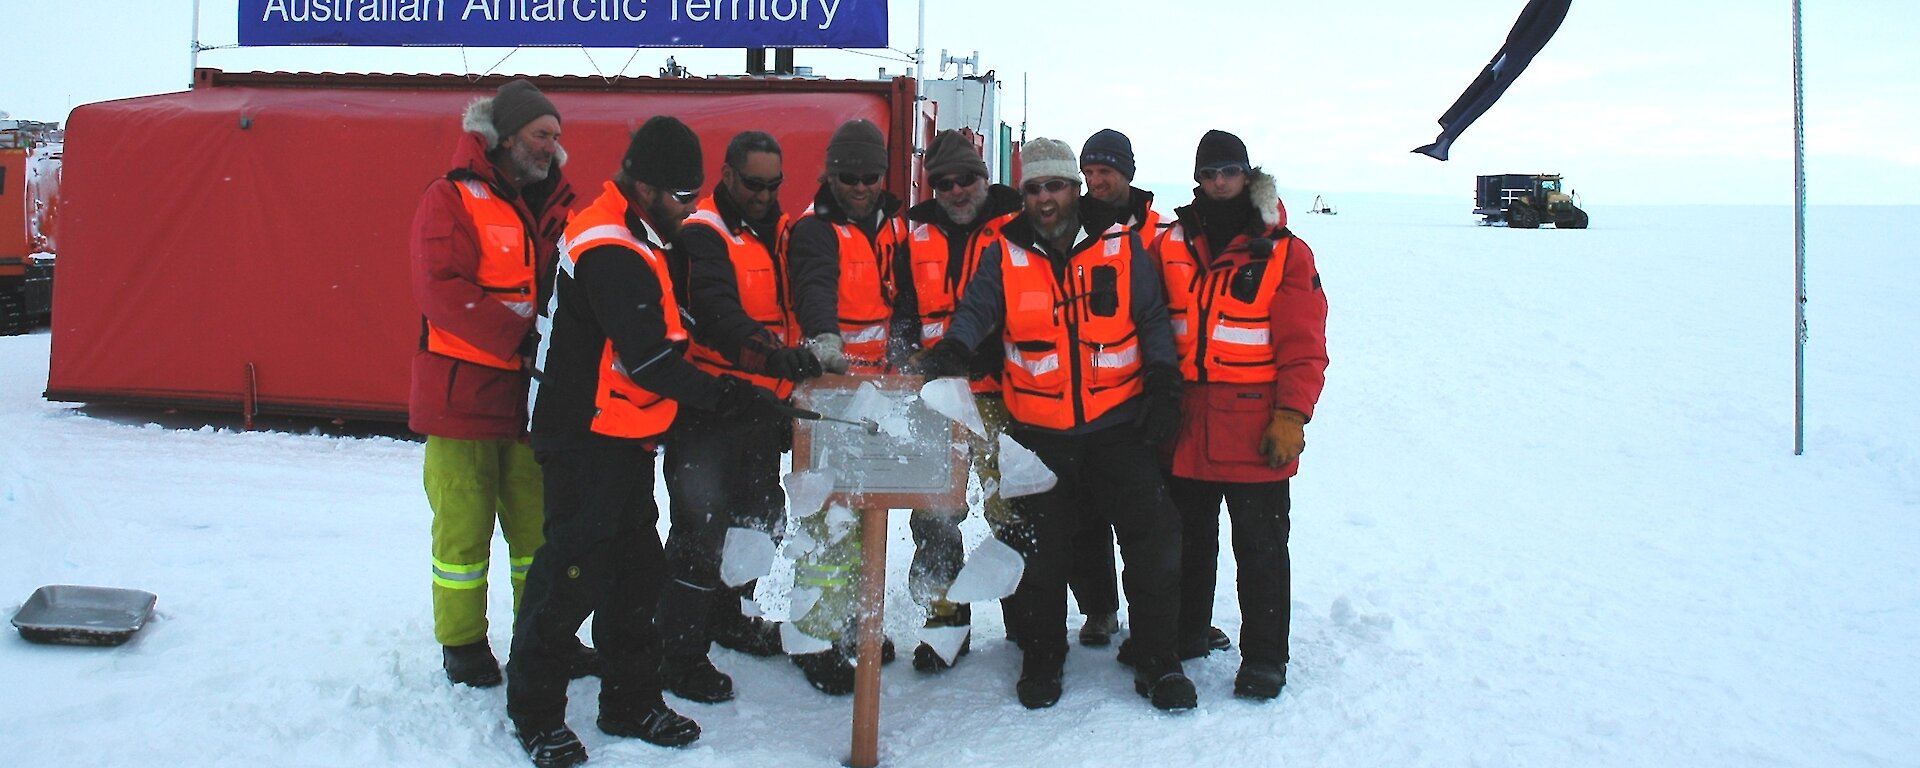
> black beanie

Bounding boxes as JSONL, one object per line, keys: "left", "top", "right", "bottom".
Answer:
{"left": 622, "top": 116, "right": 704, "bottom": 191}
{"left": 1194, "top": 129, "right": 1250, "bottom": 175}
{"left": 489, "top": 79, "right": 559, "bottom": 141}
{"left": 826, "top": 119, "right": 888, "bottom": 176}
{"left": 925, "top": 129, "right": 989, "bottom": 180}
{"left": 1080, "top": 128, "right": 1136, "bottom": 180}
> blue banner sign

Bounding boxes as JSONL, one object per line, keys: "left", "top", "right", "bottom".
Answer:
{"left": 238, "top": 0, "right": 888, "bottom": 48}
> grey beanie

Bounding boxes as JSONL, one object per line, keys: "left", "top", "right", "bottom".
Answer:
{"left": 826, "top": 119, "right": 888, "bottom": 176}
{"left": 489, "top": 79, "right": 559, "bottom": 141}
{"left": 1019, "top": 137, "right": 1081, "bottom": 185}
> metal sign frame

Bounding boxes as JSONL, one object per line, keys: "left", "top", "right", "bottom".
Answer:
{"left": 789, "top": 373, "right": 967, "bottom": 511}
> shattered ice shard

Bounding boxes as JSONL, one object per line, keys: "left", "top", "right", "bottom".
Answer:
{"left": 996, "top": 433, "right": 1057, "bottom": 499}
{"left": 945, "top": 536, "right": 1026, "bottom": 603}
{"left": 720, "top": 527, "right": 777, "bottom": 587}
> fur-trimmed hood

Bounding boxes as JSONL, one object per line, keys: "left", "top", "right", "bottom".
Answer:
{"left": 1248, "top": 167, "right": 1287, "bottom": 229}
{"left": 460, "top": 95, "right": 568, "bottom": 167}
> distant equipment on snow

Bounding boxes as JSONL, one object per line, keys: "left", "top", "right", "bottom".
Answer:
{"left": 1474, "top": 173, "right": 1588, "bottom": 229}
{"left": 0, "top": 118, "right": 60, "bottom": 335}
{"left": 1309, "top": 195, "right": 1337, "bottom": 215}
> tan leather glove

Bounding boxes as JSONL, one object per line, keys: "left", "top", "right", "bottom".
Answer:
{"left": 1259, "top": 410, "right": 1307, "bottom": 468}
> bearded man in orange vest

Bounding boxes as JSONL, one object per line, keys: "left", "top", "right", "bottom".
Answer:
{"left": 915, "top": 138, "right": 1197, "bottom": 712}
{"left": 506, "top": 116, "right": 787, "bottom": 768}
{"left": 407, "top": 78, "right": 594, "bottom": 690}
{"left": 1154, "top": 130, "right": 1328, "bottom": 701}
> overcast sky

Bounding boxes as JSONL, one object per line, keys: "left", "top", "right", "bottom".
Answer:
{"left": 4, "top": 1, "right": 1913, "bottom": 205}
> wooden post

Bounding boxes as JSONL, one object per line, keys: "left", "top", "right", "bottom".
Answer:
{"left": 848, "top": 506, "right": 888, "bottom": 768}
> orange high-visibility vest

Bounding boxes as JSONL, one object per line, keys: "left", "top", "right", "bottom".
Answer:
{"left": 997, "top": 225, "right": 1145, "bottom": 429}
{"left": 425, "top": 178, "right": 534, "bottom": 370}
{"left": 793, "top": 212, "right": 904, "bottom": 373}
{"left": 906, "top": 211, "right": 1017, "bottom": 393}
{"left": 681, "top": 201, "right": 798, "bottom": 398}
{"left": 556, "top": 183, "right": 688, "bottom": 439}
{"left": 1158, "top": 224, "right": 1291, "bottom": 384}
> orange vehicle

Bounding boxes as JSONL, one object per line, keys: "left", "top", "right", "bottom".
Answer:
{"left": 0, "top": 119, "right": 59, "bottom": 335}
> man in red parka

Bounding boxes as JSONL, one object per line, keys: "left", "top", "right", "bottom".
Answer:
{"left": 1154, "top": 129, "right": 1328, "bottom": 700}
{"left": 408, "top": 79, "right": 588, "bottom": 688}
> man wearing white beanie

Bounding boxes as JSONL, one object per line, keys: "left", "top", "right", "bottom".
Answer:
{"left": 913, "top": 138, "right": 1195, "bottom": 712}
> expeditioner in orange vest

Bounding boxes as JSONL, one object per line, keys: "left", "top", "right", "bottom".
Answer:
{"left": 913, "top": 137, "right": 1197, "bottom": 713}
{"left": 1154, "top": 129, "right": 1328, "bottom": 703}
{"left": 657, "top": 130, "right": 825, "bottom": 705}
{"left": 408, "top": 78, "right": 593, "bottom": 691}
{"left": 506, "top": 116, "right": 786, "bottom": 768}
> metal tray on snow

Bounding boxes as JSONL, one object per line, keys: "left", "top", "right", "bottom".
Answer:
{"left": 11, "top": 585, "right": 157, "bottom": 646}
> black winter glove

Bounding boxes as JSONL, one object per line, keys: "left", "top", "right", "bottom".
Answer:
{"left": 765, "top": 345, "right": 825, "bottom": 382}
{"left": 906, "top": 338, "right": 972, "bottom": 378}
{"left": 712, "top": 375, "right": 788, "bottom": 425}
{"left": 1133, "top": 363, "right": 1184, "bottom": 445}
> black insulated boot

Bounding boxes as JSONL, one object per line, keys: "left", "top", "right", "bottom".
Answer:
{"left": 1234, "top": 661, "right": 1286, "bottom": 700}
{"left": 443, "top": 641, "right": 502, "bottom": 688}
{"left": 563, "top": 638, "right": 601, "bottom": 680}
{"left": 1078, "top": 612, "right": 1119, "bottom": 647}
{"left": 662, "top": 654, "right": 735, "bottom": 704}
{"left": 912, "top": 604, "right": 972, "bottom": 673}
{"left": 1207, "top": 626, "right": 1233, "bottom": 652}
{"left": 597, "top": 699, "right": 701, "bottom": 747}
{"left": 711, "top": 614, "right": 785, "bottom": 658}
{"left": 515, "top": 724, "right": 587, "bottom": 768}
{"left": 1015, "top": 652, "right": 1064, "bottom": 709}
{"left": 791, "top": 649, "right": 856, "bottom": 695}
{"left": 1133, "top": 658, "right": 1199, "bottom": 712}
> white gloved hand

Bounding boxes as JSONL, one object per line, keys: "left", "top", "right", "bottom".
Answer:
{"left": 809, "top": 333, "right": 849, "bottom": 374}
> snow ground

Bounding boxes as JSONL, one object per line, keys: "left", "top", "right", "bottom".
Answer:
{"left": 2, "top": 201, "right": 1916, "bottom": 767}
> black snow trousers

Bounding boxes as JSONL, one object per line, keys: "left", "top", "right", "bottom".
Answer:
{"left": 657, "top": 406, "right": 788, "bottom": 657}
{"left": 1168, "top": 476, "right": 1292, "bottom": 665}
{"left": 1067, "top": 478, "right": 1122, "bottom": 617}
{"left": 998, "top": 423, "right": 1182, "bottom": 665}
{"left": 507, "top": 442, "right": 667, "bottom": 731}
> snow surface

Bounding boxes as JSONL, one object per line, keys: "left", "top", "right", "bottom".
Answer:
{"left": 3, "top": 202, "right": 1917, "bottom": 767}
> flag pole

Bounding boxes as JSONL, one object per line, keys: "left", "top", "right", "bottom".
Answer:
{"left": 1792, "top": 0, "right": 1807, "bottom": 455}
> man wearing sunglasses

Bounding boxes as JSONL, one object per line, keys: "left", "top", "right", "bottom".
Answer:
{"left": 656, "top": 131, "right": 824, "bottom": 705}
{"left": 781, "top": 117, "right": 909, "bottom": 694}
{"left": 508, "top": 116, "right": 788, "bottom": 768}
{"left": 892, "top": 129, "right": 1023, "bottom": 673}
{"left": 914, "top": 138, "right": 1195, "bottom": 713}
{"left": 1153, "top": 129, "right": 1328, "bottom": 702}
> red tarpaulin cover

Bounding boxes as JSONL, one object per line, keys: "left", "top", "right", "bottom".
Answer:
{"left": 48, "top": 70, "right": 916, "bottom": 422}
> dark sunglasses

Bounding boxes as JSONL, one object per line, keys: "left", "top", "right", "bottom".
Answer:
{"left": 1021, "top": 178, "right": 1073, "bottom": 197}
{"left": 668, "top": 189, "right": 699, "bottom": 204}
{"left": 1197, "top": 164, "right": 1246, "bottom": 182}
{"left": 736, "top": 174, "right": 783, "bottom": 193}
{"left": 931, "top": 173, "right": 979, "bottom": 193}
{"left": 836, "top": 173, "right": 882, "bottom": 187}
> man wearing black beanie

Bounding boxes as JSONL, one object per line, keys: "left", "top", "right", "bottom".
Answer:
{"left": 507, "top": 116, "right": 787, "bottom": 768}
{"left": 1152, "top": 129, "right": 1328, "bottom": 702}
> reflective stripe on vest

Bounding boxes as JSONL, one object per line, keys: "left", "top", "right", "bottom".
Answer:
{"left": 1158, "top": 223, "right": 1290, "bottom": 383}
{"left": 796, "top": 213, "right": 902, "bottom": 373}
{"left": 997, "top": 228, "right": 1146, "bottom": 429}
{"left": 555, "top": 181, "right": 687, "bottom": 439}
{"left": 432, "top": 556, "right": 488, "bottom": 590}
{"left": 682, "top": 200, "right": 798, "bottom": 397}
{"left": 908, "top": 212, "right": 1014, "bottom": 394}
{"left": 425, "top": 179, "right": 533, "bottom": 370}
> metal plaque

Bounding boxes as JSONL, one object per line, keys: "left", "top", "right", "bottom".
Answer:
{"left": 790, "top": 374, "right": 966, "bottom": 510}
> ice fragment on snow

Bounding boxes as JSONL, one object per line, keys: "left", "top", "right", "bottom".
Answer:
{"left": 919, "top": 378, "right": 987, "bottom": 438}
{"left": 740, "top": 597, "right": 763, "bottom": 618}
{"left": 784, "top": 526, "right": 819, "bottom": 559}
{"left": 996, "top": 433, "right": 1057, "bottom": 499}
{"left": 785, "top": 468, "right": 834, "bottom": 516}
{"left": 720, "top": 527, "right": 776, "bottom": 587}
{"left": 945, "top": 537, "right": 1026, "bottom": 603}
{"left": 918, "top": 624, "right": 971, "bottom": 665}
{"left": 780, "top": 621, "right": 833, "bottom": 655}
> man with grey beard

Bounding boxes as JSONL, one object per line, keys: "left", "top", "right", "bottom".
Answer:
{"left": 408, "top": 78, "right": 592, "bottom": 691}
{"left": 913, "top": 138, "right": 1195, "bottom": 712}
{"left": 892, "top": 129, "right": 1022, "bottom": 672}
